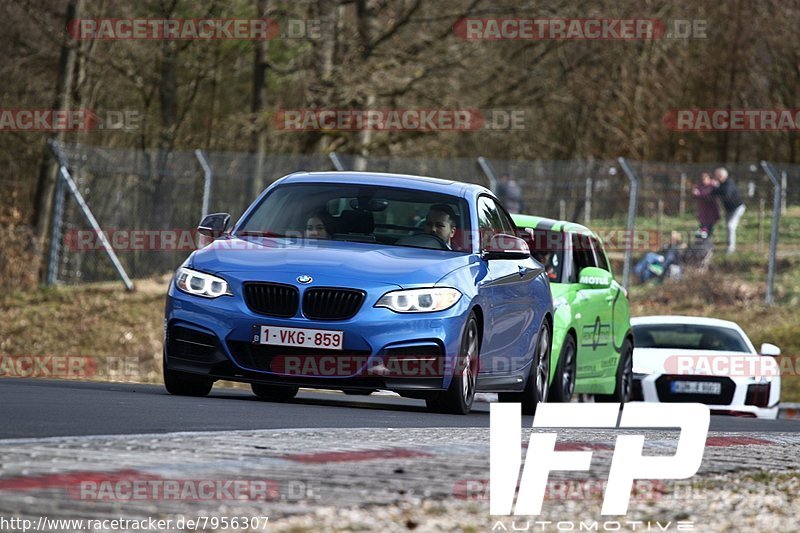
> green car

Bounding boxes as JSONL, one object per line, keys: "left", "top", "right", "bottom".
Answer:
{"left": 513, "top": 214, "right": 634, "bottom": 403}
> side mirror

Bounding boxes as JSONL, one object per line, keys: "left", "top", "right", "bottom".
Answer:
{"left": 482, "top": 234, "right": 531, "bottom": 260}
{"left": 760, "top": 343, "right": 781, "bottom": 356}
{"left": 197, "top": 213, "right": 231, "bottom": 238}
{"left": 578, "top": 266, "right": 613, "bottom": 288}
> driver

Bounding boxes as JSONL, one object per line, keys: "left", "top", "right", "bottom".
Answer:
{"left": 305, "top": 209, "right": 335, "bottom": 239}
{"left": 424, "top": 204, "right": 458, "bottom": 249}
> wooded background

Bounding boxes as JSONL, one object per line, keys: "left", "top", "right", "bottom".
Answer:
{"left": 1, "top": 0, "right": 799, "bottom": 285}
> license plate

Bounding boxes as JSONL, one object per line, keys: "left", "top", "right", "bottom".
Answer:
{"left": 670, "top": 381, "right": 721, "bottom": 395}
{"left": 255, "top": 325, "right": 343, "bottom": 351}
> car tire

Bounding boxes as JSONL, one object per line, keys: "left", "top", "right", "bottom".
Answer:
{"left": 549, "top": 333, "right": 577, "bottom": 403}
{"left": 163, "top": 366, "right": 214, "bottom": 397}
{"left": 595, "top": 338, "right": 633, "bottom": 403}
{"left": 251, "top": 383, "right": 299, "bottom": 402}
{"left": 425, "top": 312, "right": 479, "bottom": 415}
{"left": 499, "top": 322, "right": 551, "bottom": 415}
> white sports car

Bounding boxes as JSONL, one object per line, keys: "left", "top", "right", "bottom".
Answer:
{"left": 631, "top": 316, "right": 781, "bottom": 419}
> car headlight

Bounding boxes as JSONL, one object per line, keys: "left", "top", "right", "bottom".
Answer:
{"left": 175, "top": 267, "right": 231, "bottom": 298}
{"left": 375, "top": 287, "right": 461, "bottom": 313}
{"left": 632, "top": 366, "right": 655, "bottom": 376}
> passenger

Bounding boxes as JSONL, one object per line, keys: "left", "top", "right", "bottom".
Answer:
{"left": 533, "top": 251, "right": 557, "bottom": 280}
{"left": 424, "top": 204, "right": 458, "bottom": 249}
{"left": 305, "top": 210, "right": 335, "bottom": 239}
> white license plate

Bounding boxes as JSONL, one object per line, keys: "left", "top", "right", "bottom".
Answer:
{"left": 671, "top": 381, "right": 721, "bottom": 395}
{"left": 256, "top": 325, "right": 343, "bottom": 351}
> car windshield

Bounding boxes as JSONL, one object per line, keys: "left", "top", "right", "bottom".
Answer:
{"left": 632, "top": 323, "right": 750, "bottom": 352}
{"left": 235, "top": 182, "right": 471, "bottom": 253}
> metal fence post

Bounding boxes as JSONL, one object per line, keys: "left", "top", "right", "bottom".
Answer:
{"left": 679, "top": 173, "right": 686, "bottom": 216}
{"left": 781, "top": 171, "right": 787, "bottom": 215}
{"left": 761, "top": 161, "right": 782, "bottom": 306}
{"left": 477, "top": 156, "right": 498, "bottom": 193}
{"left": 46, "top": 139, "right": 67, "bottom": 286}
{"left": 194, "top": 149, "right": 213, "bottom": 219}
{"left": 656, "top": 199, "right": 664, "bottom": 249}
{"left": 618, "top": 157, "right": 639, "bottom": 289}
{"left": 48, "top": 140, "right": 135, "bottom": 291}
{"left": 757, "top": 198, "right": 766, "bottom": 253}
{"left": 329, "top": 152, "right": 345, "bottom": 171}
{"left": 584, "top": 177, "right": 593, "bottom": 225}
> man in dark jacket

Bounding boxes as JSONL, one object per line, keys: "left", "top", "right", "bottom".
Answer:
{"left": 712, "top": 167, "right": 745, "bottom": 254}
{"left": 497, "top": 174, "right": 524, "bottom": 214}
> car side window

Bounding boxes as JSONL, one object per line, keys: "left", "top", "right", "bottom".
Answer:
{"left": 572, "top": 232, "right": 596, "bottom": 276}
{"left": 530, "top": 229, "right": 564, "bottom": 283}
{"left": 590, "top": 237, "right": 611, "bottom": 272}
{"left": 494, "top": 201, "right": 517, "bottom": 235}
{"left": 477, "top": 196, "right": 506, "bottom": 250}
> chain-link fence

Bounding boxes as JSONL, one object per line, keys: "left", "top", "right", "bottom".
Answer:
{"left": 49, "top": 142, "right": 798, "bottom": 293}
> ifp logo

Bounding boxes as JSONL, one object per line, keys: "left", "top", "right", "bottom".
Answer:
{"left": 490, "top": 403, "right": 710, "bottom": 515}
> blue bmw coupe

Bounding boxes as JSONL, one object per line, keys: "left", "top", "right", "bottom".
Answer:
{"left": 164, "top": 172, "right": 553, "bottom": 414}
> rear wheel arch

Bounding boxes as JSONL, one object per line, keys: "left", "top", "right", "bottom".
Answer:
{"left": 621, "top": 329, "right": 634, "bottom": 352}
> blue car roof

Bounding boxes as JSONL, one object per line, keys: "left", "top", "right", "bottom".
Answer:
{"left": 279, "top": 171, "right": 490, "bottom": 198}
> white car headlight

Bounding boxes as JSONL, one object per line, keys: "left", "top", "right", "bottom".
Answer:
{"left": 375, "top": 287, "right": 461, "bottom": 313}
{"left": 632, "top": 366, "right": 655, "bottom": 376}
{"left": 175, "top": 267, "right": 231, "bottom": 298}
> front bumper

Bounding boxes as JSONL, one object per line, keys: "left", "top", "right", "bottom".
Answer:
{"left": 633, "top": 373, "right": 780, "bottom": 420}
{"left": 164, "top": 277, "right": 472, "bottom": 392}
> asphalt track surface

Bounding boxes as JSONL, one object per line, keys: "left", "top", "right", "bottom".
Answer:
{"left": 2, "top": 378, "right": 799, "bottom": 439}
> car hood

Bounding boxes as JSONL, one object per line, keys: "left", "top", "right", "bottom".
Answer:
{"left": 632, "top": 347, "right": 775, "bottom": 378}
{"left": 190, "top": 236, "right": 473, "bottom": 287}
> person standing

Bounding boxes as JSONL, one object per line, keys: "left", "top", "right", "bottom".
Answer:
{"left": 497, "top": 174, "right": 524, "bottom": 214}
{"left": 692, "top": 171, "right": 720, "bottom": 234}
{"left": 712, "top": 167, "right": 745, "bottom": 254}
